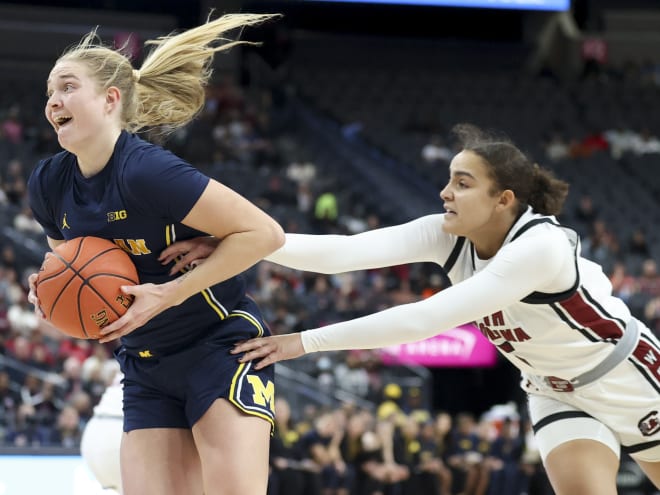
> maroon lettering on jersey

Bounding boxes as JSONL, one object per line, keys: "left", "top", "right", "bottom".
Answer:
{"left": 545, "top": 376, "right": 574, "bottom": 392}
{"left": 497, "top": 342, "right": 515, "bottom": 353}
{"left": 478, "top": 320, "right": 531, "bottom": 345}
{"left": 491, "top": 311, "right": 505, "bottom": 326}
{"left": 631, "top": 337, "right": 660, "bottom": 384}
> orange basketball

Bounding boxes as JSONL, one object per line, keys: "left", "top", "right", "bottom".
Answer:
{"left": 35, "top": 236, "right": 139, "bottom": 339}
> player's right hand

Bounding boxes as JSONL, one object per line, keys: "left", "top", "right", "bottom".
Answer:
{"left": 231, "top": 333, "right": 306, "bottom": 370}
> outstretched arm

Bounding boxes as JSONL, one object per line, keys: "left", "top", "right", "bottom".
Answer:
{"left": 232, "top": 229, "right": 571, "bottom": 369}
{"left": 160, "top": 214, "right": 452, "bottom": 275}
{"left": 265, "top": 214, "right": 450, "bottom": 273}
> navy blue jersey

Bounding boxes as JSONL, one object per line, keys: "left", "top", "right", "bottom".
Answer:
{"left": 28, "top": 131, "right": 251, "bottom": 353}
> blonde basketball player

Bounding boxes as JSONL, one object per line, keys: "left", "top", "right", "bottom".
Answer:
{"left": 164, "top": 123, "right": 660, "bottom": 495}
{"left": 27, "top": 12, "right": 283, "bottom": 495}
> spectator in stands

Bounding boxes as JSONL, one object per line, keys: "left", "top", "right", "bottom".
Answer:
{"left": 402, "top": 387, "right": 430, "bottom": 423}
{"left": 81, "top": 353, "right": 113, "bottom": 405}
{"left": 27, "top": 330, "right": 55, "bottom": 370}
{"left": 7, "top": 336, "right": 35, "bottom": 368}
{"left": 603, "top": 126, "right": 639, "bottom": 159}
{"left": 631, "top": 128, "right": 660, "bottom": 155}
{"left": 447, "top": 412, "right": 490, "bottom": 495}
{"left": 68, "top": 390, "right": 93, "bottom": 428}
{"left": 350, "top": 413, "right": 409, "bottom": 495}
{"left": 7, "top": 292, "right": 38, "bottom": 335}
{"left": 637, "top": 258, "right": 660, "bottom": 298}
{"left": 314, "top": 189, "right": 339, "bottom": 233}
{"left": 578, "top": 128, "right": 610, "bottom": 156}
{"left": 422, "top": 135, "right": 453, "bottom": 164}
{"left": 59, "top": 355, "right": 84, "bottom": 399}
{"left": 224, "top": 123, "right": 660, "bottom": 494}
{"left": 13, "top": 204, "right": 44, "bottom": 235}
{"left": 0, "top": 369, "right": 19, "bottom": 442}
{"left": 543, "top": 132, "right": 569, "bottom": 162}
{"left": 0, "top": 105, "right": 23, "bottom": 146}
{"left": 580, "top": 219, "right": 619, "bottom": 274}
{"left": 57, "top": 337, "right": 93, "bottom": 365}
{"left": 626, "top": 227, "right": 651, "bottom": 259}
{"left": 572, "top": 193, "right": 599, "bottom": 232}
{"left": 609, "top": 261, "right": 637, "bottom": 304}
{"left": 486, "top": 417, "right": 524, "bottom": 495}
{"left": 333, "top": 351, "right": 371, "bottom": 399}
{"left": 400, "top": 416, "right": 451, "bottom": 495}
{"left": 269, "top": 397, "right": 312, "bottom": 495}
{"left": 300, "top": 409, "right": 354, "bottom": 495}
{"left": 5, "top": 402, "right": 48, "bottom": 446}
{"left": 0, "top": 178, "right": 8, "bottom": 205}
{"left": 2, "top": 159, "right": 27, "bottom": 205}
{"left": 295, "top": 181, "right": 315, "bottom": 215}
{"left": 0, "top": 265, "right": 24, "bottom": 306}
{"left": 31, "top": 381, "right": 63, "bottom": 432}
{"left": 644, "top": 296, "right": 660, "bottom": 336}
{"left": 49, "top": 404, "right": 81, "bottom": 448}
{"left": 376, "top": 383, "right": 403, "bottom": 422}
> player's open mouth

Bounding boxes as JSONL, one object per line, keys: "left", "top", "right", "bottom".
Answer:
{"left": 54, "top": 115, "right": 73, "bottom": 129}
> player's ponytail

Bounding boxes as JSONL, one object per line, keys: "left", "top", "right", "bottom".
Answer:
{"left": 527, "top": 163, "right": 569, "bottom": 216}
{"left": 452, "top": 123, "right": 569, "bottom": 216}
{"left": 133, "top": 13, "right": 278, "bottom": 133}
{"left": 58, "top": 13, "right": 279, "bottom": 134}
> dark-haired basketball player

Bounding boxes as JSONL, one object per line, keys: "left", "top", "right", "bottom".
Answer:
{"left": 166, "top": 124, "right": 660, "bottom": 495}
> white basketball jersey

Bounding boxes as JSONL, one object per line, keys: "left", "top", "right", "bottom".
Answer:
{"left": 445, "top": 210, "right": 634, "bottom": 379}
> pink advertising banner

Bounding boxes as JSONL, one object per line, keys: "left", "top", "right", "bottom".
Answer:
{"left": 379, "top": 324, "right": 497, "bottom": 367}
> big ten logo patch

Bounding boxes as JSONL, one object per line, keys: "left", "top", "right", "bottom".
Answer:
{"left": 107, "top": 210, "right": 128, "bottom": 222}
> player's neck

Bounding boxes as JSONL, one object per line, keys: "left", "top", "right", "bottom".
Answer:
{"left": 76, "top": 128, "right": 122, "bottom": 178}
{"left": 469, "top": 212, "right": 518, "bottom": 260}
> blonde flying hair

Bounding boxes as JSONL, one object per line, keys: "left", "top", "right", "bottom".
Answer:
{"left": 57, "top": 13, "right": 279, "bottom": 133}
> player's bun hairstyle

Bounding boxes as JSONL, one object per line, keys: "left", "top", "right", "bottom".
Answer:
{"left": 452, "top": 123, "right": 569, "bottom": 216}
{"left": 57, "top": 12, "right": 280, "bottom": 134}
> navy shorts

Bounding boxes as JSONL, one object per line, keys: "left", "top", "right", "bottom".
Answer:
{"left": 115, "top": 299, "right": 275, "bottom": 432}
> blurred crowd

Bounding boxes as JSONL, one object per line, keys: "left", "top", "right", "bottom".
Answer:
{"left": 0, "top": 73, "right": 659, "bottom": 495}
{"left": 268, "top": 391, "right": 554, "bottom": 495}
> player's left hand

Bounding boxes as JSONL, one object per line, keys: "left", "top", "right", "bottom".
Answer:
{"left": 159, "top": 236, "right": 219, "bottom": 275}
{"left": 98, "top": 283, "right": 170, "bottom": 343}
{"left": 231, "top": 333, "right": 306, "bottom": 369}
{"left": 26, "top": 271, "right": 45, "bottom": 319}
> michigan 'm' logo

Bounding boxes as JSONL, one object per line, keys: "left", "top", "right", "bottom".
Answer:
{"left": 246, "top": 376, "right": 275, "bottom": 413}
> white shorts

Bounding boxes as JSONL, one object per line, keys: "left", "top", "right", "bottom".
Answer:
{"left": 524, "top": 328, "right": 660, "bottom": 464}
{"left": 80, "top": 415, "right": 123, "bottom": 491}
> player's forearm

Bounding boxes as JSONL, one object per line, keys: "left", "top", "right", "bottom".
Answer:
{"left": 300, "top": 297, "right": 451, "bottom": 353}
{"left": 266, "top": 217, "right": 444, "bottom": 274}
{"left": 299, "top": 254, "right": 547, "bottom": 353}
